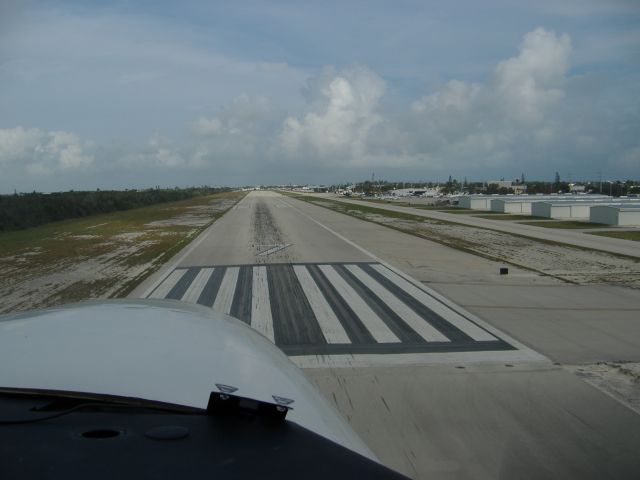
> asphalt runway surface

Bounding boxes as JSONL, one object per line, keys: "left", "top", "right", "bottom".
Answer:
{"left": 133, "top": 191, "right": 640, "bottom": 479}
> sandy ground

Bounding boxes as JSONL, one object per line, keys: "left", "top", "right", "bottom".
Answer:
{"left": 565, "top": 362, "right": 640, "bottom": 414}
{"left": 0, "top": 198, "right": 237, "bottom": 314}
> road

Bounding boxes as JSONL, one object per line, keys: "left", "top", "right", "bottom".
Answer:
{"left": 133, "top": 191, "right": 640, "bottom": 479}
{"left": 325, "top": 195, "right": 640, "bottom": 258}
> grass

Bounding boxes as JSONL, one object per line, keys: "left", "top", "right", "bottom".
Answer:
{"left": 474, "top": 214, "right": 544, "bottom": 220}
{"left": 438, "top": 209, "right": 496, "bottom": 214}
{"left": 0, "top": 190, "right": 246, "bottom": 310}
{"left": 588, "top": 230, "right": 640, "bottom": 241}
{"left": 520, "top": 220, "right": 608, "bottom": 229}
{"left": 298, "top": 196, "right": 451, "bottom": 224}
{"left": 360, "top": 198, "right": 453, "bottom": 210}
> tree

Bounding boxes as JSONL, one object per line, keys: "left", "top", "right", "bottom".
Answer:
{"left": 554, "top": 171, "right": 560, "bottom": 185}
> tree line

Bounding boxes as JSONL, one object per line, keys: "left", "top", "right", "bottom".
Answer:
{"left": 0, "top": 187, "right": 230, "bottom": 232}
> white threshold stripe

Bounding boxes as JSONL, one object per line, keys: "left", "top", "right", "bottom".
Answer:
{"left": 372, "top": 264, "right": 497, "bottom": 342}
{"left": 319, "top": 265, "right": 400, "bottom": 344}
{"left": 293, "top": 265, "right": 351, "bottom": 344}
{"left": 181, "top": 268, "right": 214, "bottom": 303}
{"left": 251, "top": 266, "right": 275, "bottom": 342}
{"left": 148, "top": 269, "right": 187, "bottom": 299}
{"left": 213, "top": 267, "right": 239, "bottom": 315}
{"left": 346, "top": 265, "right": 450, "bottom": 343}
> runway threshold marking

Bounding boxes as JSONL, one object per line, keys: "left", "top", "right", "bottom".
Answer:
{"left": 145, "top": 262, "right": 513, "bottom": 356}
{"left": 148, "top": 269, "right": 187, "bottom": 299}
{"left": 213, "top": 266, "right": 238, "bottom": 314}
{"left": 293, "top": 265, "right": 351, "bottom": 344}
{"left": 319, "top": 265, "right": 401, "bottom": 344}
{"left": 251, "top": 266, "right": 275, "bottom": 342}
{"left": 371, "top": 264, "right": 497, "bottom": 342}
{"left": 182, "top": 268, "right": 214, "bottom": 303}
{"left": 346, "top": 265, "right": 449, "bottom": 343}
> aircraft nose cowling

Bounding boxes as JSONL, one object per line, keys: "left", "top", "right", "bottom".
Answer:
{"left": 0, "top": 299, "right": 377, "bottom": 461}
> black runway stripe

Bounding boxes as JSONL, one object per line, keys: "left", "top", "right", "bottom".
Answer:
{"left": 306, "top": 264, "right": 376, "bottom": 344}
{"left": 230, "top": 265, "right": 253, "bottom": 324}
{"left": 166, "top": 268, "right": 200, "bottom": 300}
{"left": 360, "top": 263, "right": 473, "bottom": 343}
{"left": 267, "top": 264, "right": 327, "bottom": 346}
{"left": 197, "top": 267, "right": 225, "bottom": 307}
{"left": 334, "top": 264, "right": 425, "bottom": 344}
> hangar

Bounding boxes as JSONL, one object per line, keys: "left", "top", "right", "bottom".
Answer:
{"left": 490, "top": 195, "right": 610, "bottom": 214}
{"left": 590, "top": 204, "right": 640, "bottom": 226}
{"left": 531, "top": 199, "right": 640, "bottom": 220}
{"left": 457, "top": 196, "right": 495, "bottom": 210}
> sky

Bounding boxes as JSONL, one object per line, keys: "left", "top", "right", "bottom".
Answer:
{"left": 1, "top": 0, "right": 639, "bottom": 192}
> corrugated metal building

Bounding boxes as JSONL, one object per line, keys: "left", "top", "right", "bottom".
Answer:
{"left": 531, "top": 199, "right": 640, "bottom": 219}
{"left": 590, "top": 205, "right": 640, "bottom": 226}
{"left": 490, "top": 195, "right": 610, "bottom": 214}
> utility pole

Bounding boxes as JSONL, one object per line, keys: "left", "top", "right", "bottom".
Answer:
{"left": 598, "top": 170, "right": 602, "bottom": 194}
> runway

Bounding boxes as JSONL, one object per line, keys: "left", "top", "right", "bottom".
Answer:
{"left": 145, "top": 262, "right": 510, "bottom": 356}
{"left": 132, "top": 191, "right": 640, "bottom": 479}
{"left": 135, "top": 190, "right": 534, "bottom": 366}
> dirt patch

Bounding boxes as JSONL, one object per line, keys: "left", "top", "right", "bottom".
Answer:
{"left": 0, "top": 192, "right": 246, "bottom": 314}
{"left": 566, "top": 363, "right": 640, "bottom": 415}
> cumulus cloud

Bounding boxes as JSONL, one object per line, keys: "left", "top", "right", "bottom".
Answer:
{"left": 280, "top": 66, "right": 385, "bottom": 163}
{"left": 119, "top": 133, "right": 185, "bottom": 169}
{"left": 491, "top": 28, "right": 571, "bottom": 123}
{"left": 0, "top": 127, "right": 93, "bottom": 175}
{"left": 2, "top": 24, "right": 637, "bottom": 190}
{"left": 404, "top": 27, "right": 573, "bottom": 169}
{"left": 188, "top": 94, "right": 285, "bottom": 167}
{"left": 276, "top": 28, "right": 575, "bottom": 172}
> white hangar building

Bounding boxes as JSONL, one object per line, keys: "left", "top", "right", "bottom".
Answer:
{"left": 590, "top": 204, "right": 640, "bottom": 226}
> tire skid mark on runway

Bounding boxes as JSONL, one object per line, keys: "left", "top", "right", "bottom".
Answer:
{"left": 145, "top": 262, "right": 514, "bottom": 355}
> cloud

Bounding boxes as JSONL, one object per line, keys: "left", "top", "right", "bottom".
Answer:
{"left": 149, "top": 27, "right": 633, "bottom": 179}
{"left": 402, "top": 28, "right": 574, "bottom": 170}
{"left": 1, "top": 22, "right": 638, "bottom": 191}
{"left": 118, "top": 133, "right": 185, "bottom": 169}
{"left": 491, "top": 28, "right": 571, "bottom": 123}
{"left": 276, "top": 29, "right": 575, "bottom": 172}
{"left": 0, "top": 127, "right": 93, "bottom": 175}
{"left": 191, "top": 117, "right": 222, "bottom": 137}
{"left": 280, "top": 66, "right": 385, "bottom": 163}
{"left": 187, "top": 94, "right": 285, "bottom": 168}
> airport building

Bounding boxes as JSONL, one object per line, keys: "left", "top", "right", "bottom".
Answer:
{"left": 490, "top": 195, "right": 611, "bottom": 214}
{"left": 458, "top": 195, "right": 498, "bottom": 210}
{"left": 590, "top": 204, "right": 640, "bottom": 226}
{"left": 459, "top": 194, "right": 609, "bottom": 212}
{"left": 531, "top": 199, "right": 640, "bottom": 220}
